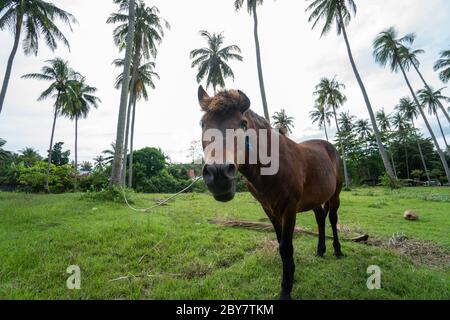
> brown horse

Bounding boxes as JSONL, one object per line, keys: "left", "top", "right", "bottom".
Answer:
{"left": 197, "top": 86, "right": 344, "bottom": 300}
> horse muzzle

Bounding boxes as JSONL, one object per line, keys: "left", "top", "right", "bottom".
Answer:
{"left": 202, "top": 163, "right": 237, "bottom": 202}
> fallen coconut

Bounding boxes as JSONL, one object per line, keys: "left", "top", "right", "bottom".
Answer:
{"left": 404, "top": 210, "right": 418, "bottom": 221}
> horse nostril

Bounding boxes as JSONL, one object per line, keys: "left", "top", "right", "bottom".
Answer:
{"left": 223, "top": 163, "right": 237, "bottom": 179}
{"left": 202, "top": 165, "right": 215, "bottom": 184}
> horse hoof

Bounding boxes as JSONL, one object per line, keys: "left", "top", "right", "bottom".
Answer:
{"left": 334, "top": 252, "right": 345, "bottom": 259}
{"left": 279, "top": 293, "right": 292, "bottom": 300}
{"left": 315, "top": 252, "right": 325, "bottom": 258}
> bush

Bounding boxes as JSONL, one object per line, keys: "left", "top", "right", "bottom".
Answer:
{"left": 81, "top": 186, "right": 135, "bottom": 204}
{"left": 18, "top": 161, "right": 74, "bottom": 193}
{"left": 78, "top": 168, "right": 110, "bottom": 192}
{"left": 378, "top": 172, "right": 402, "bottom": 190}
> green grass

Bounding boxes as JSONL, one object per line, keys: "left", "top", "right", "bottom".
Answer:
{"left": 0, "top": 187, "right": 449, "bottom": 300}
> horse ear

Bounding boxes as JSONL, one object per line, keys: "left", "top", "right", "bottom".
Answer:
{"left": 198, "top": 85, "right": 209, "bottom": 111}
{"left": 237, "top": 90, "right": 250, "bottom": 113}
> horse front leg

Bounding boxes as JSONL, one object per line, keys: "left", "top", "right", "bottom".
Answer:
{"left": 279, "top": 211, "right": 296, "bottom": 300}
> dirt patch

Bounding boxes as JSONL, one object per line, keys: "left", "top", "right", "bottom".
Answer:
{"left": 368, "top": 236, "right": 450, "bottom": 269}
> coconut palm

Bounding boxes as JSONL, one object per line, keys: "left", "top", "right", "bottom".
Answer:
{"left": 234, "top": 0, "right": 270, "bottom": 122}
{"left": 61, "top": 77, "right": 100, "bottom": 189}
{"left": 392, "top": 111, "right": 411, "bottom": 179}
{"left": 305, "top": 0, "right": 396, "bottom": 181}
{"left": 22, "top": 58, "right": 75, "bottom": 192}
{"left": 310, "top": 104, "right": 333, "bottom": 141}
{"left": 417, "top": 87, "right": 450, "bottom": 155}
{"left": 102, "top": 143, "right": 117, "bottom": 165}
{"left": 402, "top": 46, "right": 450, "bottom": 124}
{"left": 355, "top": 118, "right": 373, "bottom": 179}
{"left": 313, "top": 77, "right": 350, "bottom": 187}
{"left": 109, "top": 0, "right": 136, "bottom": 187}
{"left": 376, "top": 109, "right": 397, "bottom": 178}
{"left": 19, "top": 147, "right": 42, "bottom": 167}
{"left": 272, "top": 109, "right": 295, "bottom": 136}
{"left": 373, "top": 26, "right": 450, "bottom": 182}
{"left": 114, "top": 59, "right": 159, "bottom": 187}
{"left": 190, "top": 31, "right": 243, "bottom": 94}
{"left": 0, "top": 0, "right": 76, "bottom": 115}
{"left": 94, "top": 155, "right": 106, "bottom": 169}
{"left": 338, "top": 111, "right": 355, "bottom": 133}
{"left": 396, "top": 97, "right": 431, "bottom": 182}
{"left": 434, "top": 49, "right": 450, "bottom": 84}
{"left": 0, "top": 138, "right": 10, "bottom": 161}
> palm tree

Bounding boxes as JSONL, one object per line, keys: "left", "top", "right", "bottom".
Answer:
{"left": 22, "top": 58, "right": 74, "bottom": 192}
{"left": 355, "top": 119, "right": 373, "bottom": 179}
{"left": 417, "top": 87, "right": 450, "bottom": 155}
{"left": 109, "top": 0, "right": 137, "bottom": 187}
{"left": 235, "top": 0, "right": 270, "bottom": 122}
{"left": 401, "top": 46, "right": 450, "bottom": 124}
{"left": 190, "top": 31, "right": 243, "bottom": 94}
{"left": 94, "top": 155, "right": 106, "bottom": 169}
{"left": 396, "top": 97, "right": 431, "bottom": 182}
{"left": 114, "top": 59, "right": 159, "bottom": 187}
{"left": 19, "top": 147, "right": 42, "bottom": 167}
{"left": 434, "top": 49, "right": 450, "bottom": 84}
{"left": 392, "top": 111, "right": 411, "bottom": 179}
{"left": 313, "top": 77, "right": 350, "bottom": 187}
{"left": 0, "top": 138, "right": 10, "bottom": 161}
{"left": 373, "top": 26, "right": 450, "bottom": 182}
{"left": 305, "top": 0, "right": 396, "bottom": 181}
{"left": 376, "top": 109, "right": 397, "bottom": 178}
{"left": 272, "top": 109, "right": 295, "bottom": 136}
{"left": 61, "top": 77, "right": 100, "bottom": 189}
{"left": 310, "top": 104, "right": 333, "bottom": 141}
{"left": 102, "top": 143, "right": 116, "bottom": 165}
{"left": 0, "top": 0, "right": 76, "bottom": 115}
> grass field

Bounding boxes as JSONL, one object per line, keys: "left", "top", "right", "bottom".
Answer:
{"left": 0, "top": 187, "right": 449, "bottom": 300}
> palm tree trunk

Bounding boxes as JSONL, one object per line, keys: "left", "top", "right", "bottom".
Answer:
{"left": 110, "top": 0, "right": 136, "bottom": 187}
{"left": 389, "top": 148, "right": 397, "bottom": 179}
{"left": 435, "top": 113, "right": 450, "bottom": 156}
{"left": 411, "top": 119, "right": 431, "bottom": 183}
{"left": 332, "top": 106, "right": 349, "bottom": 188}
{"left": 337, "top": 9, "right": 396, "bottom": 181}
{"left": 398, "top": 62, "right": 450, "bottom": 182}
{"left": 128, "top": 97, "right": 137, "bottom": 188}
{"left": 74, "top": 116, "right": 78, "bottom": 190}
{"left": 45, "top": 104, "right": 59, "bottom": 192}
{"left": 252, "top": 5, "right": 270, "bottom": 123}
{"left": 323, "top": 122, "right": 329, "bottom": 141}
{"left": 412, "top": 61, "right": 450, "bottom": 124}
{"left": 403, "top": 141, "right": 410, "bottom": 179}
{"left": 122, "top": 92, "right": 134, "bottom": 186}
{"left": 0, "top": 18, "right": 22, "bottom": 115}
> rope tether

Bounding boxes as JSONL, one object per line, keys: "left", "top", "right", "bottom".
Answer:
{"left": 121, "top": 176, "right": 203, "bottom": 213}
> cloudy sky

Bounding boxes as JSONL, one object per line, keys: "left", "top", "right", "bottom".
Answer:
{"left": 1, "top": 0, "right": 449, "bottom": 164}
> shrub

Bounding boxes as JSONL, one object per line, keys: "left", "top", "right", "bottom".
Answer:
{"left": 378, "top": 172, "right": 402, "bottom": 190}
{"left": 17, "top": 162, "right": 75, "bottom": 193}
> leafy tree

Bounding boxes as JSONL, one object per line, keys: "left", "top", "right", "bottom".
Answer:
{"left": 305, "top": 0, "right": 396, "bottom": 181}
{"left": 190, "top": 31, "right": 243, "bottom": 94}
{"left": 80, "top": 161, "right": 93, "bottom": 172}
{"left": 0, "top": 0, "right": 76, "bottom": 114}
{"left": 46, "top": 142, "right": 70, "bottom": 166}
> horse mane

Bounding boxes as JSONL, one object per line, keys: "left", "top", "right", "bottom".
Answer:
{"left": 244, "top": 109, "right": 272, "bottom": 131}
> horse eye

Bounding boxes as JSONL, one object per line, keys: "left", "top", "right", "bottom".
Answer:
{"left": 240, "top": 120, "right": 248, "bottom": 131}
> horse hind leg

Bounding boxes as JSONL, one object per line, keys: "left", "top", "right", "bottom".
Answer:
{"left": 328, "top": 194, "right": 344, "bottom": 259}
{"left": 313, "top": 206, "right": 328, "bottom": 258}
